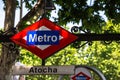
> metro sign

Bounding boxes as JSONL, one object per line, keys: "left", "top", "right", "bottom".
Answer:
{"left": 11, "top": 18, "right": 78, "bottom": 59}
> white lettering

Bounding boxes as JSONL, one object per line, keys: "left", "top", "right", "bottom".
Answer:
{"left": 38, "top": 36, "right": 43, "bottom": 42}
{"left": 47, "top": 35, "right": 51, "bottom": 42}
{"left": 43, "top": 34, "right": 47, "bottom": 42}
{"left": 51, "top": 35, "right": 58, "bottom": 42}
{"left": 28, "top": 33, "right": 59, "bottom": 45}
{"left": 29, "top": 34, "right": 37, "bottom": 42}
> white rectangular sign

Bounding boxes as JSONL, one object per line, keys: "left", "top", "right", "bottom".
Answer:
{"left": 12, "top": 65, "right": 75, "bottom": 75}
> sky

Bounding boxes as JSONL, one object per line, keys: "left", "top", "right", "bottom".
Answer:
{"left": 0, "top": 1, "right": 4, "bottom": 28}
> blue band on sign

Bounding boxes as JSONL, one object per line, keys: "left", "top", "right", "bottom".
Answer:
{"left": 27, "top": 30, "right": 59, "bottom": 45}
{"left": 76, "top": 76, "right": 87, "bottom": 80}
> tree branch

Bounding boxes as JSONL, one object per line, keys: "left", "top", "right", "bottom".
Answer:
{"left": 16, "top": 0, "right": 44, "bottom": 31}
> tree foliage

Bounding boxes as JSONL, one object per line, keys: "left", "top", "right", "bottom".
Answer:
{"left": 54, "top": 0, "right": 120, "bottom": 27}
{"left": 83, "top": 42, "right": 120, "bottom": 79}
{"left": 9, "top": 0, "right": 119, "bottom": 33}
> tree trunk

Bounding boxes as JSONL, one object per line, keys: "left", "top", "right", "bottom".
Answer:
{"left": 0, "top": 0, "right": 18, "bottom": 80}
{"left": 0, "top": 0, "right": 45, "bottom": 79}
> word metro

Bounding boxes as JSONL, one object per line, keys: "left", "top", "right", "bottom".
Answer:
{"left": 27, "top": 30, "right": 59, "bottom": 45}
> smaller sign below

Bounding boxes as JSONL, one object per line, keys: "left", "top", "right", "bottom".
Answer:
{"left": 12, "top": 65, "right": 75, "bottom": 75}
{"left": 71, "top": 67, "right": 92, "bottom": 80}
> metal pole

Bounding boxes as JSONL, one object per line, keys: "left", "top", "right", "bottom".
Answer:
{"left": 75, "top": 33, "right": 120, "bottom": 41}
{"left": 42, "top": 59, "right": 45, "bottom": 66}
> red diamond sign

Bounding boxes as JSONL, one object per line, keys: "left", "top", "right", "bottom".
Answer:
{"left": 11, "top": 18, "right": 78, "bottom": 59}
